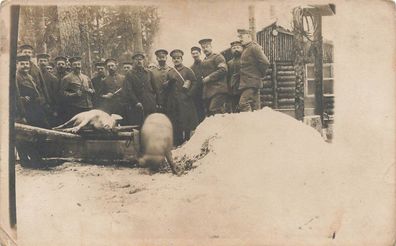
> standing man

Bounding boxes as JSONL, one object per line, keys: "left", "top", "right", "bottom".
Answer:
{"left": 151, "top": 49, "right": 171, "bottom": 112}
{"left": 122, "top": 61, "right": 133, "bottom": 74}
{"left": 37, "top": 53, "right": 60, "bottom": 126}
{"left": 227, "top": 41, "right": 244, "bottom": 112}
{"left": 165, "top": 49, "right": 198, "bottom": 146}
{"left": 15, "top": 55, "right": 49, "bottom": 128}
{"left": 237, "top": 29, "right": 270, "bottom": 111}
{"left": 122, "top": 52, "right": 159, "bottom": 125}
{"left": 59, "top": 56, "right": 95, "bottom": 122}
{"left": 91, "top": 61, "right": 106, "bottom": 108}
{"left": 100, "top": 58, "right": 126, "bottom": 119}
{"left": 198, "top": 38, "right": 229, "bottom": 116}
{"left": 190, "top": 46, "right": 206, "bottom": 123}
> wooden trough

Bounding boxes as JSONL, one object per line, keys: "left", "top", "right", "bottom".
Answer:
{"left": 15, "top": 123, "right": 141, "bottom": 166}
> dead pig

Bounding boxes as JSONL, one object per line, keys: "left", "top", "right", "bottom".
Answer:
{"left": 53, "top": 109, "right": 123, "bottom": 133}
{"left": 139, "top": 113, "right": 179, "bottom": 175}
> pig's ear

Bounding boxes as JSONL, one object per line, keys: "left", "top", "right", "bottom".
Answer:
{"left": 111, "top": 114, "right": 123, "bottom": 121}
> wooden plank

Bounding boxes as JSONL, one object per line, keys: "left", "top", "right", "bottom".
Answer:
{"left": 272, "top": 62, "right": 278, "bottom": 108}
{"left": 277, "top": 87, "right": 295, "bottom": 93}
{"left": 277, "top": 75, "right": 296, "bottom": 81}
{"left": 277, "top": 81, "right": 296, "bottom": 87}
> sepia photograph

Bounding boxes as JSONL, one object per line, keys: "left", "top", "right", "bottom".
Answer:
{"left": 0, "top": 0, "right": 394, "bottom": 245}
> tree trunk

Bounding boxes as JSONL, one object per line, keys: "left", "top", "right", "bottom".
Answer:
{"left": 57, "top": 6, "right": 82, "bottom": 57}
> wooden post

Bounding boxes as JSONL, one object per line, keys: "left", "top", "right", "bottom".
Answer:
{"left": 249, "top": 5, "right": 256, "bottom": 42}
{"left": 9, "top": 4, "right": 20, "bottom": 232}
{"left": 272, "top": 62, "right": 278, "bottom": 109}
{"left": 313, "top": 14, "right": 324, "bottom": 122}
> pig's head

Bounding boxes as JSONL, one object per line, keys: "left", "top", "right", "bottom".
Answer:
{"left": 102, "top": 114, "right": 123, "bottom": 132}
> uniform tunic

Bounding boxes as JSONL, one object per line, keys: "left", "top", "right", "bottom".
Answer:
{"left": 123, "top": 67, "right": 159, "bottom": 124}
{"left": 91, "top": 74, "right": 105, "bottom": 108}
{"left": 165, "top": 65, "right": 198, "bottom": 136}
{"left": 100, "top": 73, "right": 125, "bottom": 115}
{"left": 151, "top": 65, "right": 171, "bottom": 108}
{"left": 239, "top": 41, "right": 270, "bottom": 90}
{"left": 41, "top": 67, "right": 61, "bottom": 126}
{"left": 16, "top": 72, "right": 49, "bottom": 128}
{"left": 200, "top": 52, "right": 228, "bottom": 99}
{"left": 190, "top": 60, "right": 206, "bottom": 122}
{"left": 60, "top": 72, "right": 94, "bottom": 120}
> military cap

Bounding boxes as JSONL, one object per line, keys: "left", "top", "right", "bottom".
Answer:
{"left": 16, "top": 55, "right": 30, "bottom": 62}
{"left": 37, "top": 53, "right": 50, "bottom": 59}
{"left": 191, "top": 46, "right": 201, "bottom": 53}
{"left": 105, "top": 58, "right": 117, "bottom": 64}
{"left": 132, "top": 52, "right": 145, "bottom": 59}
{"left": 230, "top": 40, "right": 242, "bottom": 47}
{"left": 123, "top": 61, "right": 134, "bottom": 65}
{"left": 69, "top": 56, "right": 82, "bottom": 64}
{"left": 170, "top": 49, "right": 184, "bottom": 58}
{"left": 237, "top": 29, "right": 251, "bottom": 35}
{"left": 54, "top": 56, "right": 67, "bottom": 62}
{"left": 19, "top": 44, "right": 34, "bottom": 50}
{"left": 154, "top": 49, "right": 168, "bottom": 56}
{"left": 48, "top": 62, "right": 55, "bottom": 68}
{"left": 198, "top": 38, "right": 212, "bottom": 45}
{"left": 94, "top": 61, "right": 105, "bottom": 67}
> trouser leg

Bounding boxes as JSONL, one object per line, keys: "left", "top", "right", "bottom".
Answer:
{"left": 238, "top": 88, "right": 260, "bottom": 112}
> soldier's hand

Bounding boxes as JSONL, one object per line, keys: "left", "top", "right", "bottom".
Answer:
{"left": 202, "top": 76, "right": 210, "bottom": 83}
{"left": 136, "top": 102, "right": 143, "bottom": 108}
{"left": 107, "top": 93, "right": 114, "bottom": 98}
{"left": 22, "top": 96, "right": 31, "bottom": 102}
{"left": 76, "top": 90, "right": 83, "bottom": 96}
{"left": 87, "top": 88, "right": 95, "bottom": 94}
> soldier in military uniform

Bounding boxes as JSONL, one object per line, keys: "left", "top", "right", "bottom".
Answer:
{"left": 198, "top": 38, "right": 230, "bottom": 116}
{"left": 237, "top": 29, "right": 270, "bottom": 111}
{"left": 15, "top": 55, "right": 49, "bottom": 168}
{"left": 99, "top": 58, "right": 126, "bottom": 119}
{"left": 46, "top": 62, "right": 55, "bottom": 75}
{"left": 165, "top": 49, "right": 198, "bottom": 146}
{"left": 227, "top": 41, "right": 244, "bottom": 113}
{"left": 190, "top": 46, "right": 206, "bottom": 123}
{"left": 151, "top": 49, "right": 172, "bottom": 112}
{"left": 122, "top": 52, "right": 159, "bottom": 125}
{"left": 91, "top": 61, "right": 106, "bottom": 108}
{"left": 59, "top": 56, "right": 95, "bottom": 122}
{"left": 37, "top": 53, "right": 60, "bottom": 126}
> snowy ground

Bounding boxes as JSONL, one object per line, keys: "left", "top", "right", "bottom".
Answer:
{"left": 16, "top": 108, "right": 395, "bottom": 246}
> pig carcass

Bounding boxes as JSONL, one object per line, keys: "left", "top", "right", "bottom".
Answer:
{"left": 53, "top": 109, "right": 123, "bottom": 133}
{"left": 139, "top": 113, "right": 178, "bottom": 175}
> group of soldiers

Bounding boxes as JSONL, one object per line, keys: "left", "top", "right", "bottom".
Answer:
{"left": 15, "top": 28, "right": 270, "bottom": 146}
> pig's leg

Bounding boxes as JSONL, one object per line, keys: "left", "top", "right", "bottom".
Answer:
{"left": 62, "top": 119, "right": 91, "bottom": 133}
{"left": 165, "top": 150, "right": 180, "bottom": 175}
{"left": 52, "top": 115, "right": 77, "bottom": 129}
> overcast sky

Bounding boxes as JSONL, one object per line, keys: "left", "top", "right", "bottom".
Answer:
{"left": 153, "top": 0, "right": 336, "bottom": 65}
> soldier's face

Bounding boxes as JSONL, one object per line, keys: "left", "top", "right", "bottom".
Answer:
{"left": 231, "top": 45, "right": 243, "bottom": 56}
{"left": 17, "top": 61, "right": 30, "bottom": 73}
{"left": 134, "top": 57, "right": 144, "bottom": 68}
{"left": 96, "top": 66, "right": 105, "bottom": 76}
{"left": 38, "top": 58, "right": 49, "bottom": 67}
{"left": 201, "top": 44, "right": 212, "bottom": 56}
{"left": 107, "top": 62, "right": 117, "bottom": 73}
{"left": 72, "top": 61, "right": 82, "bottom": 73}
{"left": 56, "top": 61, "right": 66, "bottom": 71}
{"left": 46, "top": 66, "right": 54, "bottom": 74}
{"left": 172, "top": 56, "right": 183, "bottom": 66}
{"left": 191, "top": 50, "right": 201, "bottom": 61}
{"left": 238, "top": 33, "right": 251, "bottom": 45}
{"left": 156, "top": 55, "right": 167, "bottom": 66}
{"left": 123, "top": 64, "right": 133, "bottom": 72}
{"left": 21, "top": 49, "right": 33, "bottom": 57}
